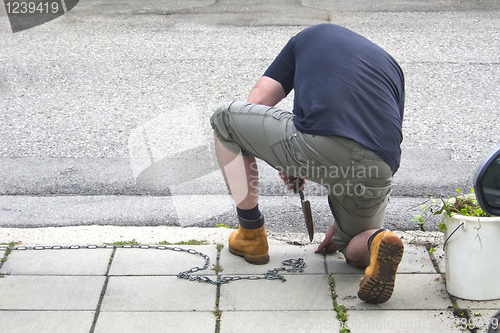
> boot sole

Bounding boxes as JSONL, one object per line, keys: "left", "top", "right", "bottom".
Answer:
{"left": 358, "top": 234, "right": 404, "bottom": 304}
{"left": 229, "top": 247, "right": 270, "bottom": 265}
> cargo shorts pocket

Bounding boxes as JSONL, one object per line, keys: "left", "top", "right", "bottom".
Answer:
{"left": 270, "top": 139, "right": 297, "bottom": 171}
{"left": 268, "top": 138, "right": 307, "bottom": 173}
{"left": 342, "top": 183, "right": 393, "bottom": 218}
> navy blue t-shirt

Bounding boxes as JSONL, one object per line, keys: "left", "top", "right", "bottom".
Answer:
{"left": 263, "top": 24, "right": 405, "bottom": 173}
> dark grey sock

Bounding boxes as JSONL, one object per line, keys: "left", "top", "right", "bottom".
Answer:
{"left": 237, "top": 205, "right": 261, "bottom": 221}
{"left": 237, "top": 213, "right": 265, "bottom": 230}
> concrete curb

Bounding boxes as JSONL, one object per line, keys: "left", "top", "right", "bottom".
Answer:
{"left": 0, "top": 225, "right": 443, "bottom": 248}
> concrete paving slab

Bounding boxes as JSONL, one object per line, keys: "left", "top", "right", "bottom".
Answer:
{"left": 0, "top": 311, "right": 95, "bottom": 333}
{"left": 346, "top": 310, "right": 463, "bottom": 333}
{"left": 109, "top": 245, "right": 218, "bottom": 276}
{"left": 0, "top": 249, "right": 112, "bottom": 275}
{"left": 455, "top": 297, "right": 500, "bottom": 310}
{"left": 220, "top": 310, "right": 341, "bottom": 333}
{"left": 219, "top": 274, "right": 333, "bottom": 311}
{"left": 100, "top": 276, "right": 216, "bottom": 311}
{"left": 333, "top": 274, "right": 451, "bottom": 310}
{"left": 94, "top": 311, "right": 216, "bottom": 333}
{"left": 398, "top": 244, "right": 436, "bottom": 274}
{"left": 326, "top": 252, "right": 365, "bottom": 274}
{"left": 220, "top": 244, "right": 326, "bottom": 275}
{"left": 0, "top": 275, "right": 105, "bottom": 310}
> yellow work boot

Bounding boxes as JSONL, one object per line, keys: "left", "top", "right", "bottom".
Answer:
{"left": 358, "top": 230, "right": 404, "bottom": 304}
{"left": 228, "top": 215, "right": 269, "bottom": 265}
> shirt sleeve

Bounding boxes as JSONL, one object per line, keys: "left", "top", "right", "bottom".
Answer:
{"left": 263, "top": 35, "right": 296, "bottom": 96}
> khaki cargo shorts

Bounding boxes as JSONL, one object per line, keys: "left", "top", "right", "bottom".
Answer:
{"left": 210, "top": 101, "right": 393, "bottom": 253}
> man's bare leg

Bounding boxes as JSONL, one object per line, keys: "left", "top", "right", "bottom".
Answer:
{"left": 343, "top": 229, "right": 379, "bottom": 268}
{"left": 214, "top": 133, "right": 269, "bottom": 264}
{"left": 214, "top": 134, "right": 258, "bottom": 210}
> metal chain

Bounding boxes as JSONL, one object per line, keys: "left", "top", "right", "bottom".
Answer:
{"left": 0, "top": 244, "right": 305, "bottom": 285}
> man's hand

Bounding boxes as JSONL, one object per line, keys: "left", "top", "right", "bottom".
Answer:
{"left": 315, "top": 224, "right": 338, "bottom": 254}
{"left": 279, "top": 172, "right": 305, "bottom": 194}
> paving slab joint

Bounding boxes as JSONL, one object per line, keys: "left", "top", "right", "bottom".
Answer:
{"left": 424, "top": 243, "right": 444, "bottom": 274}
{"left": 452, "top": 306, "right": 480, "bottom": 333}
{"left": 0, "top": 241, "right": 20, "bottom": 274}
{"left": 329, "top": 274, "right": 351, "bottom": 333}
{"left": 89, "top": 247, "right": 116, "bottom": 333}
{"left": 214, "top": 243, "right": 224, "bottom": 333}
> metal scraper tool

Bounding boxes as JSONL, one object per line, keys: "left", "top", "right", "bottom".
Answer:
{"left": 297, "top": 184, "right": 314, "bottom": 242}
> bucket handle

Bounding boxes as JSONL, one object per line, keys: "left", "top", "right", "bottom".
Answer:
{"left": 443, "top": 222, "right": 465, "bottom": 250}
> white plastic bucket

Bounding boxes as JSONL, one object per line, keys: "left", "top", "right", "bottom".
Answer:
{"left": 444, "top": 214, "right": 500, "bottom": 300}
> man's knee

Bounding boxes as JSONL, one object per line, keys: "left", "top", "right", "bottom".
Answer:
{"left": 210, "top": 102, "right": 233, "bottom": 143}
{"left": 344, "top": 255, "right": 367, "bottom": 269}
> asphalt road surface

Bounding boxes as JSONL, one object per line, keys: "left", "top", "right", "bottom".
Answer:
{"left": 1, "top": 0, "right": 499, "bottom": 233}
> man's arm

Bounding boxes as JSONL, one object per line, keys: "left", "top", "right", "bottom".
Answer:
{"left": 247, "top": 76, "right": 286, "bottom": 106}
